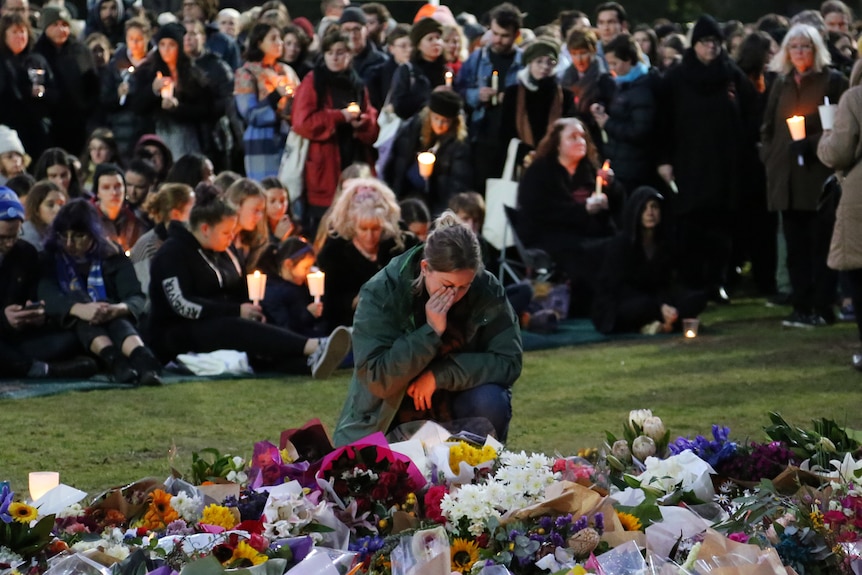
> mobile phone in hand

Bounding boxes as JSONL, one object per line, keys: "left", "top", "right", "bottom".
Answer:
{"left": 23, "top": 302, "right": 44, "bottom": 311}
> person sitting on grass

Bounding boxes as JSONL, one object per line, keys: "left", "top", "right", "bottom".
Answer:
{"left": 147, "top": 188, "right": 351, "bottom": 378}
{"left": 592, "top": 186, "right": 708, "bottom": 335}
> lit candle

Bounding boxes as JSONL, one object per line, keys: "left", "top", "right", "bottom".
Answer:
{"left": 595, "top": 174, "right": 603, "bottom": 195}
{"left": 417, "top": 151, "right": 436, "bottom": 179}
{"left": 347, "top": 101, "right": 361, "bottom": 116}
{"left": 120, "top": 66, "right": 134, "bottom": 106}
{"left": 160, "top": 78, "right": 174, "bottom": 100}
{"left": 491, "top": 70, "right": 499, "bottom": 106}
{"left": 445, "top": 70, "right": 453, "bottom": 88}
{"left": 786, "top": 115, "right": 806, "bottom": 166}
{"left": 307, "top": 270, "right": 325, "bottom": 303}
{"left": 683, "top": 318, "right": 699, "bottom": 338}
{"left": 29, "top": 471, "right": 59, "bottom": 502}
{"left": 685, "top": 330, "right": 696, "bottom": 338}
{"left": 285, "top": 86, "right": 294, "bottom": 97}
{"left": 246, "top": 270, "right": 267, "bottom": 306}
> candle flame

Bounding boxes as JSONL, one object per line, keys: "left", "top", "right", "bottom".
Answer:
{"left": 602, "top": 160, "right": 610, "bottom": 170}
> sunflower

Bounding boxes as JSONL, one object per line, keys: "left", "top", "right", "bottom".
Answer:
{"left": 450, "top": 538, "right": 480, "bottom": 574}
{"left": 616, "top": 511, "right": 642, "bottom": 532}
{"left": 230, "top": 541, "right": 268, "bottom": 566}
{"left": 201, "top": 504, "right": 238, "bottom": 530}
{"left": 8, "top": 502, "right": 37, "bottom": 523}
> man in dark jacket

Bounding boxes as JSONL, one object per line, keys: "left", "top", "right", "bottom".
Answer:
{"left": 656, "top": 14, "right": 759, "bottom": 303}
{"left": 0, "top": 190, "right": 96, "bottom": 379}
{"left": 339, "top": 7, "right": 388, "bottom": 90}
{"left": 34, "top": 6, "right": 100, "bottom": 156}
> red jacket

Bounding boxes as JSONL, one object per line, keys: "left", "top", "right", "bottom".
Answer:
{"left": 291, "top": 71, "right": 380, "bottom": 208}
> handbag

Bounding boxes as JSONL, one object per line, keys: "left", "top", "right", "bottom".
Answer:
{"left": 482, "top": 138, "right": 521, "bottom": 250}
{"left": 278, "top": 128, "right": 309, "bottom": 205}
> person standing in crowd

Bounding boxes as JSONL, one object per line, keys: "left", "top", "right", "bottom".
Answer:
{"left": 656, "top": 14, "right": 759, "bottom": 304}
{"left": 762, "top": 23, "right": 848, "bottom": 327}
{"left": 333, "top": 211, "right": 522, "bottom": 446}
{"left": 292, "top": 27, "right": 379, "bottom": 236}
{"left": 389, "top": 17, "right": 448, "bottom": 120}
{"left": 501, "top": 38, "right": 575, "bottom": 165}
{"left": 85, "top": 0, "right": 125, "bottom": 47}
{"left": 818, "top": 61, "right": 862, "bottom": 369}
{"left": 234, "top": 22, "right": 299, "bottom": 182}
{"left": 181, "top": 0, "right": 240, "bottom": 70}
{"left": 366, "top": 24, "right": 409, "bottom": 110}
{"left": 592, "top": 186, "right": 708, "bottom": 335}
{"left": 317, "top": 0, "right": 348, "bottom": 38}
{"left": 282, "top": 24, "right": 313, "bottom": 80}
{"left": 361, "top": 2, "right": 390, "bottom": 50}
{"left": 383, "top": 90, "right": 471, "bottom": 215}
{"left": 594, "top": 2, "right": 626, "bottom": 72}
{"left": 129, "top": 22, "right": 218, "bottom": 161}
{"left": 147, "top": 189, "right": 353, "bottom": 378}
{"left": 102, "top": 17, "right": 153, "bottom": 161}
{"left": 339, "top": 6, "right": 387, "bottom": 90}
{"left": 0, "top": 190, "right": 98, "bottom": 379}
{"left": 455, "top": 2, "right": 523, "bottom": 192}
{"left": 34, "top": 6, "right": 100, "bottom": 158}
{"left": 442, "top": 24, "right": 467, "bottom": 76}
{"left": 39, "top": 199, "right": 163, "bottom": 385}
{"left": 821, "top": 0, "right": 852, "bottom": 33}
{"left": 589, "top": 33, "right": 658, "bottom": 195}
{"left": 0, "top": 14, "right": 57, "bottom": 161}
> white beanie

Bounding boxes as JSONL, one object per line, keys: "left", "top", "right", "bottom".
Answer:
{"left": 0, "top": 125, "right": 24, "bottom": 156}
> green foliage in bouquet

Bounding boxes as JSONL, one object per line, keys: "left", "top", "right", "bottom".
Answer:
{"left": 764, "top": 412, "right": 861, "bottom": 468}
{"left": 0, "top": 512, "right": 55, "bottom": 560}
{"left": 190, "top": 448, "right": 244, "bottom": 485}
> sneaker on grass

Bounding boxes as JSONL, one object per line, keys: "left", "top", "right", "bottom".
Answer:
{"left": 781, "top": 311, "right": 818, "bottom": 328}
{"left": 308, "top": 325, "right": 352, "bottom": 379}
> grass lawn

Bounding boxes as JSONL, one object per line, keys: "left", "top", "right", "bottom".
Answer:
{"left": 2, "top": 297, "right": 861, "bottom": 496}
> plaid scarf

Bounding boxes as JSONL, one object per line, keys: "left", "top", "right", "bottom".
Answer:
{"left": 56, "top": 252, "right": 108, "bottom": 302}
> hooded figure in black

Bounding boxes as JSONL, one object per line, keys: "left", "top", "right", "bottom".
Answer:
{"left": 591, "top": 186, "right": 707, "bottom": 334}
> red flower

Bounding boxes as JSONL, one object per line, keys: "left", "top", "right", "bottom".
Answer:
{"left": 824, "top": 510, "right": 848, "bottom": 525}
{"left": 248, "top": 533, "right": 269, "bottom": 553}
{"left": 236, "top": 519, "right": 265, "bottom": 535}
{"left": 424, "top": 485, "right": 448, "bottom": 524}
{"left": 371, "top": 485, "right": 388, "bottom": 501}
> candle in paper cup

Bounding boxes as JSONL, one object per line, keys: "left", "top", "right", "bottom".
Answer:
{"left": 347, "top": 101, "right": 361, "bottom": 116}
{"left": 819, "top": 103, "right": 837, "bottom": 130}
{"left": 417, "top": 151, "right": 436, "bottom": 179}
{"left": 786, "top": 115, "right": 806, "bottom": 141}
{"left": 307, "top": 270, "right": 325, "bottom": 303}
{"left": 29, "top": 471, "right": 59, "bottom": 501}
{"left": 247, "top": 270, "right": 267, "bottom": 305}
{"left": 683, "top": 318, "right": 699, "bottom": 338}
{"left": 445, "top": 70, "right": 453, "bottom": 87}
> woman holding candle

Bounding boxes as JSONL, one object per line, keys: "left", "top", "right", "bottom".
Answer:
{"left": 316, "top": 178, "right": 418, "bottom": 328}
{"left": 383, "top": 90, "right": 472, "bottom": 215}
{"left": 38, "top": 199, "right": 163, "bottom": 385}
{"left": 332, "top": 211, "right": 521, "bottom": 446}
{"left": 147, "top": 188, "right": 352, "bottom": 378}
{"left": 291, "top": 27, "right": 379, "bottom": 233}
{"left": 761, "top": 23, "right": 848, "bottom": 327}
{"left": 516, "top": 117, "right": 621, "bottom": 316}
{"left": 389, "top": 17, "right": 451, "bottom": 120}
{"left": 234, "top": 22, "right": 300, "bottom": 182}
{"left": 257, "top": 237, "right": 328, "bottom": 337}
{"left": 592, "top": 186, "right": 707, "bottom": 335}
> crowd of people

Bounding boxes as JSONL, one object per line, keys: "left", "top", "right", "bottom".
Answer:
{"left": 2, "top": 0, "right": 862, "bottom": 437}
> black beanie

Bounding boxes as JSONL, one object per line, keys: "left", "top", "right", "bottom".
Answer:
{"left": 154, "top": 22, "right": 187, "bottom": 46}
{"left": 428, "top": 90, "right": 462, "bottom": 118}
{"left": 523, "top": 39, "right": 559, "bottom": 64}
{"left": 690, "top": 15, "right": 723, "bottom": 45}
{"left": 338, "top": 6, "right": 367, "bottom": 26}
{"left": 410, "top": 17, "right": 443, "bottom": 48}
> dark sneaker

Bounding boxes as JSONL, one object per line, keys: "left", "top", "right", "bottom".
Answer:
{"left": 782, "top": 311, "right": 816, "bottom": 328}
{"left": 308, "top": 326, "right": 352, "bottom": 379}
{"left": 766, "top": 292, "right": 792, "bottom": 308}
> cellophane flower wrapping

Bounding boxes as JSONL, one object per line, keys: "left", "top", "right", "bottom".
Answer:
{"left": 390, "top": 526, "right": 450, "bottom": 575}
{"left": 428, "top": 436, "right": 502, "bottom": 485}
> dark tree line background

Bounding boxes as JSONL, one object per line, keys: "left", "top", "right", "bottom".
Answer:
{"left": 277, "top": 1, "right": 862, "bottom": 29}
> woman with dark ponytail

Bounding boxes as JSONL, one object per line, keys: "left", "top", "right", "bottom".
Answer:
{"left": 333, "top": 210, "right": 522, "bottom": 446}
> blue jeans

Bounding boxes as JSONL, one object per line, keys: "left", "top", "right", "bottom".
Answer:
{"left": 452, "top": 383, "right": 513, "bottom": 442}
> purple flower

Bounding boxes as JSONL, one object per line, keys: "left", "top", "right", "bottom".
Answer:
{"left": 594, "top": 513, "right": 604, "bottom": 533}
{"left": 0, "top": 484, "right": 12, "bottom": 524}
{"left": 165, "top": 520, "right": 193, "bottom": 536}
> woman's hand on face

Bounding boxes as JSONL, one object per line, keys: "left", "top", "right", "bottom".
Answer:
{"left": 426, "top": 286, "right": 455, "bottom": 336}
{"left": 274, "top": 216, "right": 294, "bottom": 240}
{"left": 407, "top": 370, "right": 437, "bottom": 412}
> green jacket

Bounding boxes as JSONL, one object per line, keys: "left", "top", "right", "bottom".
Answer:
{"left": 333, "top": 246, "right": 523, "bottom": 446}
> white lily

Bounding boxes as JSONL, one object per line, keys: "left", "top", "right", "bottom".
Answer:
{"left": 830, "top": 452, "right": 862, "bottom": 482}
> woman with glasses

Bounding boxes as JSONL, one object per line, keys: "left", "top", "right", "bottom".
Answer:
{"left": 761, "top": 23, "right": 848, "bottom": 327}
{"left": 292, "top": 26, "right": 379, "bottom": 234}
{"left": 333, "top": 211, "right": 521, "bottom": 446}
{"left": 38, "top": 198, "right": 163, "bottom": 385}
{"left": 501, "top": 39, "right": 575, "bottom": 165}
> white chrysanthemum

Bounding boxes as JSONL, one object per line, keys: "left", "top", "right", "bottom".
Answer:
{"left": 226, "top": 470, "right": 249, "bottom": 485}
{"left": 71, "top": 540, "right": 101, "bottom": 553}
{"left": 56, "top": 503, "right": 84, "bottom": 519}
{"left": 500, "top": 450, "right": 529, "bottom": 467}
{"left": 231, "top": 456, "right": 245, "bottom": 468}
{"left": 171, "top": 492, "right": 204, "bottom": 523}
{"left": 103, "top": 544, "right": 131, "bottom": 561}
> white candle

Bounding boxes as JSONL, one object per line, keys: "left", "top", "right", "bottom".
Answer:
{"left": 29, "top": 471, "right": 59, "bottom": 501}
{"left": 246, "top": 270, "right": 267, "bottom": 305}
{"left": 595, "top": 174, "right": 602, "bottom": 195}
{"left": 160, "top": 78, "right": 174, "bottom": 100}
{"left": 347, "top": 101, "right": 361, "bottom": 116}
{"left": 445, "top": 70, "right": 453, "bottom": 87}
{"left": 120, "top": 66, "right": 134, "bottom": 106}
{"left": 417, "top": 151, "right": 436, "bottom": 179}
{"left": 491, "top": 70, "right": 499, "bottom": 106}
{"left": 307, "top": 270, "right": 325, "bottom": 303}
{"left": 786, "top": 116, "right": 806, "bottom": 166}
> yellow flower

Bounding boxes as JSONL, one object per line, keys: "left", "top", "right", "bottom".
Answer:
{"left": 616, "top": 511, "right": 642, "bottom": 532}
{"left": 450, "top": 538, "right": 480, "bottom": 574}
{"left": 201, "top": 504, "right": 237, "bottom": 530}
{"left": 140, "top": 489, "right": 179, "bottom": 530}
{"left": 810, "top": 509, "right": 824, "bottom": 530}
{"left": 568, "top": 567, "right": 588, "bottom": 575}
{"left": 230, "top": 541, "right": 267, "bottom": 566}
{"left": 449, "top": 442, "right": 497, "bottom": 473}
{"left": 8, "top": 502, "right": 37, "bottom": 523}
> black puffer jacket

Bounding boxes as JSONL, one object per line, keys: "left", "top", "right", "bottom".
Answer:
{"left": 389, "top": 55, "right": 447, "bottom": 120}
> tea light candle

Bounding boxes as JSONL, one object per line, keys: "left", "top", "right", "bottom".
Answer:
{"left": 685, "top": 329, "right": 696, "bottom": 338}
{"left": 683, "top": 318, "right": 699, "bottom": 339}
{"left": 417, "top": 151, "right": 436, "bottom": 179}
{"left": 307, "top": 270, "right": 325, "bottom": 303}
{"left": 29, "top": 471, "right": 59, "bottom": 501}
{"left": 347, "top": 101, "right": 361, "bottom": 116}
{"left": 247, "top": 270, "right": 267, "bottom": 306}
{"left": 445, "top": 70, "right": 453, "bottom": 87}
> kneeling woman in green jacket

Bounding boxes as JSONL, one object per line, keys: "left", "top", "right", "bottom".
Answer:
{"left": 333, "top": 212, "right": 522, "bottom": 446}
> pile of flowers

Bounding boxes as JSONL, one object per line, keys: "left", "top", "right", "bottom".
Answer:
{"left": 5, "top": 412, "right": 862, "bottom": 575}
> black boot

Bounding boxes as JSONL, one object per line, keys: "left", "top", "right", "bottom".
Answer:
{"left": 128, "top": 347, "right": 164, "bottom": 386}
{"left": 98, "top": 346, "right": 138, "bottom": 383}
{"left": 47, "top": 356, "right": 99, "bottom": 379}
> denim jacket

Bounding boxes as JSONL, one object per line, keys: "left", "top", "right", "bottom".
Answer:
{"left": 454, "top": 46, "right": 523, "bottom": 137}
